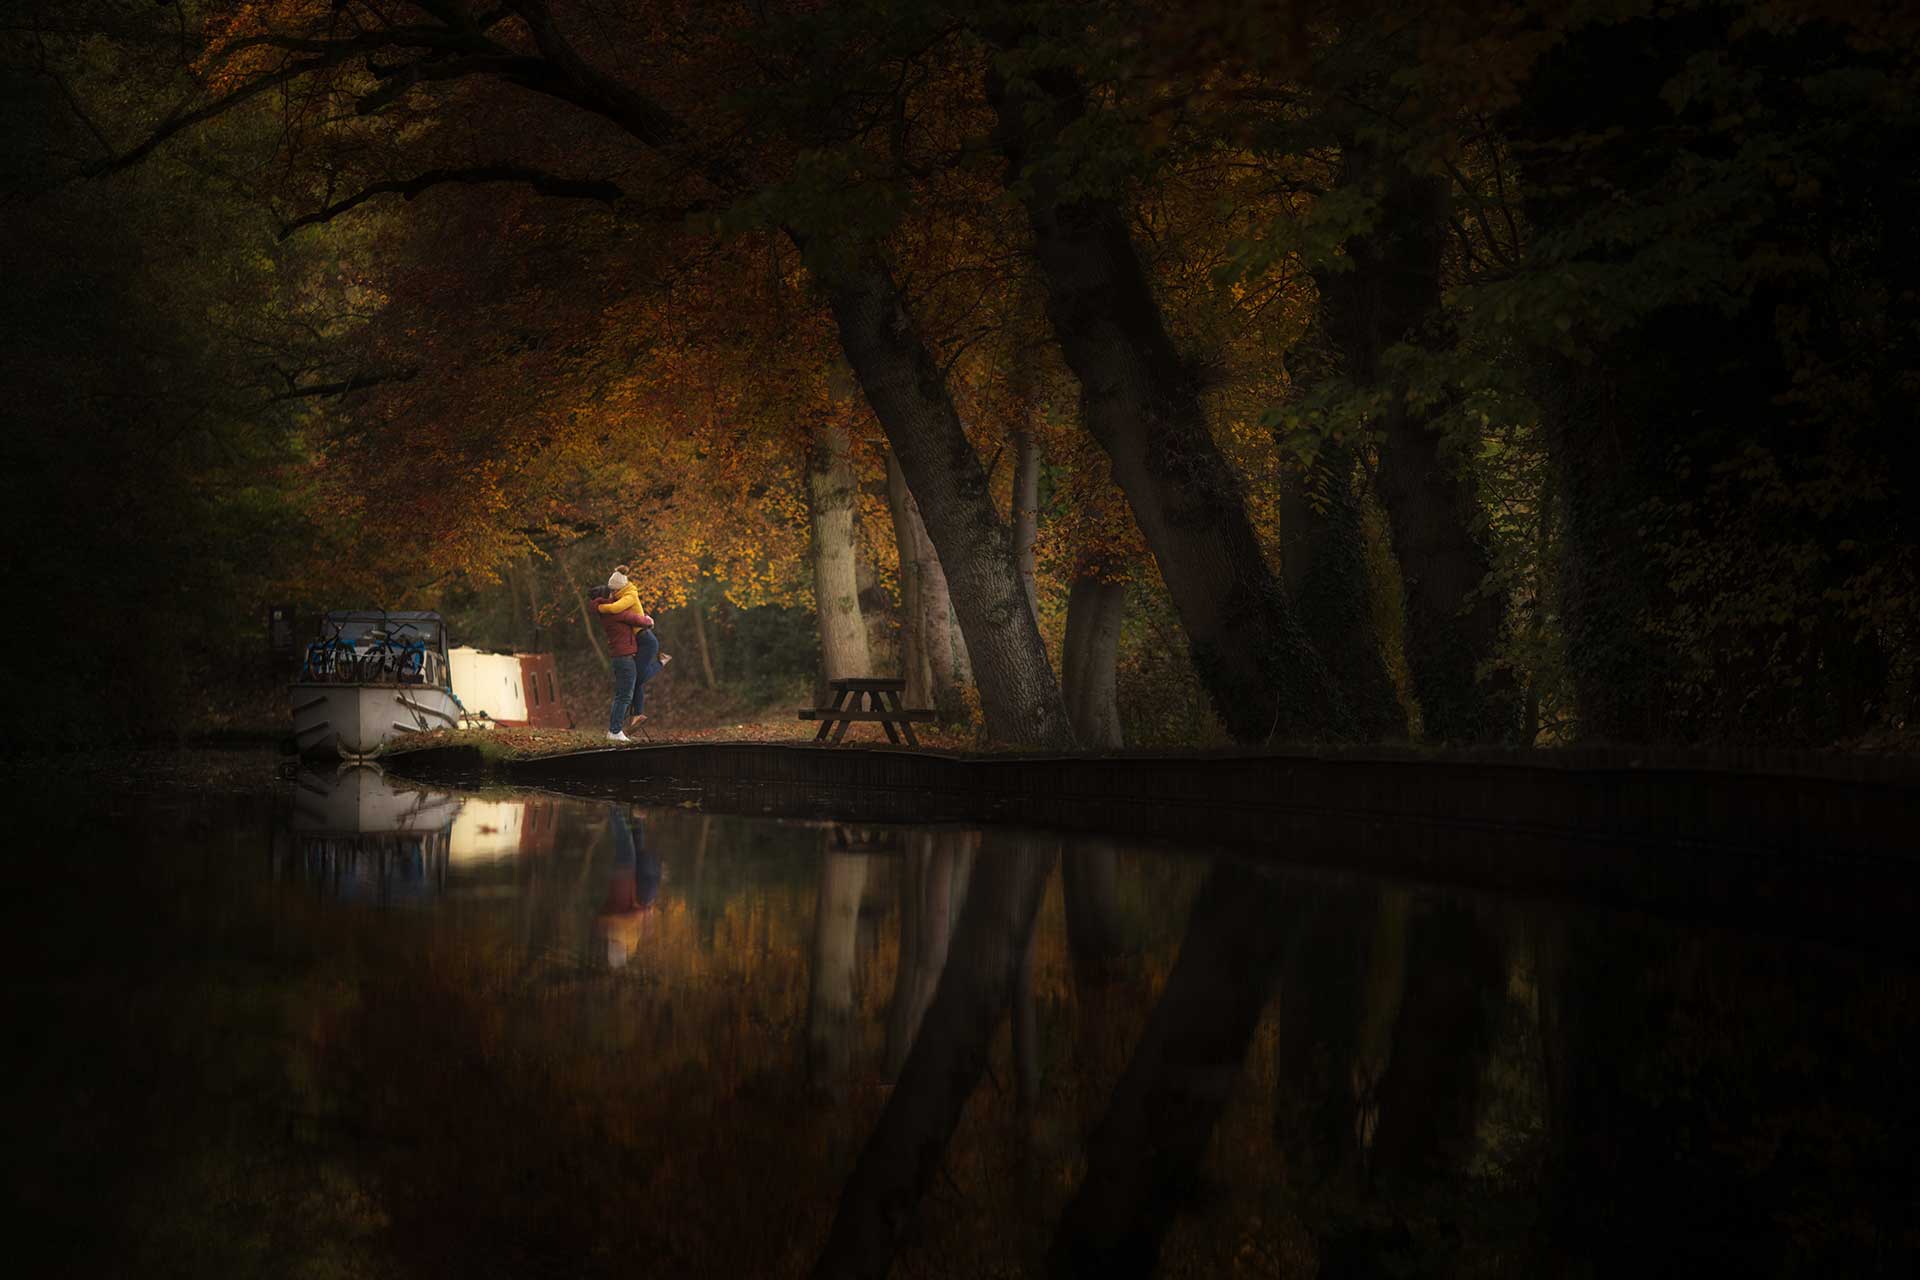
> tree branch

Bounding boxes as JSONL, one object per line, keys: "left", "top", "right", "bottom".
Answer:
{"left": 264, "top": 368, "right": 418, "bottom": 402}
{"left": 277, "top": 164, "right": 624, "bottom": 238}
{"left": 505, "top": 0, "right": 685, "bottom": 152}
{"left": 99, "top": 53, "right": 342, "bottom": 175}
{"left": 355, "top": 52, "right": 556, "bottom": 114}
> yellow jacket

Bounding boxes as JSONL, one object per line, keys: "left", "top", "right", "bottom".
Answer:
{"left": 596, "top": 581, "right": 640, "bottom": 616}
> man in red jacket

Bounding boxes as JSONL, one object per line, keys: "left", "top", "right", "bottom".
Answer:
{"left": 590, "top": 581, "right": 655, "bottom": 743}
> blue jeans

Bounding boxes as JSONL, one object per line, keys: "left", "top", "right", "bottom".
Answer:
{"left": 608, "top": 632, "right": 664, "bottom": 732}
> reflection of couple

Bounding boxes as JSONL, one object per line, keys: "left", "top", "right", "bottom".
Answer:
{"left": 593, "top": 804, "right": 662, "bottom": 969}
{"left": 591, "top": 566, "right": 672, "bottom": 743}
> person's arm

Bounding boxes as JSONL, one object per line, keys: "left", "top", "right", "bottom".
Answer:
{"left": 597, "top": 583, "right": 641, "bottom": 614}
{"left": 619, "top": 608, "right": 654, "bottom": 630}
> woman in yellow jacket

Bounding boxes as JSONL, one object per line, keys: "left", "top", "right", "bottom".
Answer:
{"left": 597, "top": 567, "right": 670, "bottom": 735}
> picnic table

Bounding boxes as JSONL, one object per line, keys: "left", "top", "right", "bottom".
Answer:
{"left": 798, "top": 677, "right": 936, "bottom": 747}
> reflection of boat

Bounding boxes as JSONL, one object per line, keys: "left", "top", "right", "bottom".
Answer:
{"left": 291, "top": 762, "right": 462, "bottom": 832}
{"left": 449, "top": 798, "right": 529, "bottom": 863}
{"left": 283, "top": 765, "right": 559, "bottom": 900}
{"left": 290, "top": 610, "right": 462, "bottom": 758}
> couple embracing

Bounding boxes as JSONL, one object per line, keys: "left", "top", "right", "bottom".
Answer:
{"left": 591, "top": 567, "right": 671, "bottom": 743}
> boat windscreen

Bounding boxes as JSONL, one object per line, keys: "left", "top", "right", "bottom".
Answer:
{"left": 321, "top": 611, "right": 445, "bottom": 648}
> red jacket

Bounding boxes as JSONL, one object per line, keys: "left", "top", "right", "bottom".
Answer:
{"left": 598, "top": 605, "right": 653, "bottom": 657}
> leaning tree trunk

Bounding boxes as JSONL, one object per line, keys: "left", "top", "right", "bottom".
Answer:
{"left": 1279, "top": 446, "right": 1407, "bottom": 739}
{"left": 1316, "top": 144, "right": 1519, "bottom": 743}
{"left": 885, "top": 450, "right": 963, "bottom": 714}
{"left": 807, "top": 420, "right": 873, "bottom": 685}
{"left": 987, "top": 63, "right": 1353, "bottom": 743}
{"left": 1061, "top": 555, "right": 1126, "bottom": 749}
{"left": 822, "top": 252, "right": 1074, "bottom": 748}
{"left": 1012, "top": 423, "right": 1043, "bottom": 631}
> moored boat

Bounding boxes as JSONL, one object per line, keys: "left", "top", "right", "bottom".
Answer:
{"left": 290, "top": 610, "right": 463, "bottom": 757}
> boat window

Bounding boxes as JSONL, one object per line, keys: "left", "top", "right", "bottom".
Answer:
{"left": 546, "top": 671, "right": 556, "bottom": 702}
{"left": 530, "top": 676, "right": 540, "bottom": 706}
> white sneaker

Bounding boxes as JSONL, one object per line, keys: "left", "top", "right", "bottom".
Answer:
{"left": 607, "top": 731, "right": 632, "bottom": 743}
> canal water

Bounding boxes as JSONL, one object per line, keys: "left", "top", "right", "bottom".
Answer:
{"left": 8, "top": 752, "right": 1917, "bottom": 1277}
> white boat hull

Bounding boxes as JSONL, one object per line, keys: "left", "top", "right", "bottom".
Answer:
{"left": 290, "top": 763, "right": 464, "bottom": 832}
{"left": 290, "top": 682, "right": 462, "bottom": 757}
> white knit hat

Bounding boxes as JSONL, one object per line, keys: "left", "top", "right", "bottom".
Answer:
{"left": 607, "top": 571, "right": 628, "bottom": 590}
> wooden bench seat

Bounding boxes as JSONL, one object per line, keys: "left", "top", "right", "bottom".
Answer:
{"left": 796, "top": 708, "right": 936, "bottom": 722}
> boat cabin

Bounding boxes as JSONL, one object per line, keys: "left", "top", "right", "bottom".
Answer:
{"left": 449, "top": 647, "right": 572, "bottom": 729}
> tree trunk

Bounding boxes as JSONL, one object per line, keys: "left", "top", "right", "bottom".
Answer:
{"left": 1316, "top": 145, "right": 1518, "bottom": 743}
{"left": 883, "top": 451, "right": 934, "bottom": 708}
{"left": 1061, "top": 557, "right": 1126, "bottom": 749}
{"left": 806, "top": 849, "right": 871, "bottom": 1093}
{"left": 1012, "top": 424, "right": 1042, "bottom": 631}
{"left": 1279, "top": 446, "right": 1407, "bottom": 739}
{"left": 854, "top": 525, "right": 896, "bottom": 676}
{"left": 559, "top": 549, "right": 611, "bottom": 674}
{"left": 690, "top": 586, "right": 719, "bottom": 690}
{"left": 807, "top": 419, "right": 873, "bottom": 684}
{"left": 518, "top": 552, "right": 544, "bottom": 652}
{"left": 811, "top": 830, "right": 1059, "bottom": 1280}
{"left": 885, "top": 449, "right": 967, "bottom": 716}
{"left": 820, "top": 252, "right": 1073, "bottom": 748}
{"left": 947, "top": 596, "right": 974, "bottom": 694}
{"left": 987, "top": 63, "right": 1353, "bottom": 743}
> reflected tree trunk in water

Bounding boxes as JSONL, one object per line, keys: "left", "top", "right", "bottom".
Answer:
{"left": 807, "top": 850, "right": 872, "bottom": 1093}
{"left": 812, "top": 831, "right": 1058, "bottom": 1280}
{"left": 885, "top": 834, "right": 958, "bottom": 1077}
{"left": 885, "top": 840, "right": 924, "bottom": 1074}
{"left": 1368, "top": 900, "right": 1505, "bottom": 1197}
{"left": 1272, "top": 888, "right": 1510, "bottom": 1279}
{"left": 1011, "top": 907, "right": 1041, "bottom": 1113}
{"left": 1061, "top": 841, "right": 1127, "bottom": 993}
{"left": 1531, "top": 919, "right": 1729, "bottom": 1273}
{"left": 1272, "top": 885, "right": 1377, "bottom": 1191}
{"left": 1050, "top": 863, "right": 1298, "bottom": 1279}
{"left": 1350, "top": 889, "right": 1411, "bottom": 1181}
{"left": 1062, "top": 840, "right": 1131, "bottom": 1126}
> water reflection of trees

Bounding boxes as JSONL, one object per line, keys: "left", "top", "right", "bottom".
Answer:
{"left": 272, "top": 783, "right": 1920, "bottom": 1278}
{"left": 822, "top": 850, "right": 1917, "bottom": 1279}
